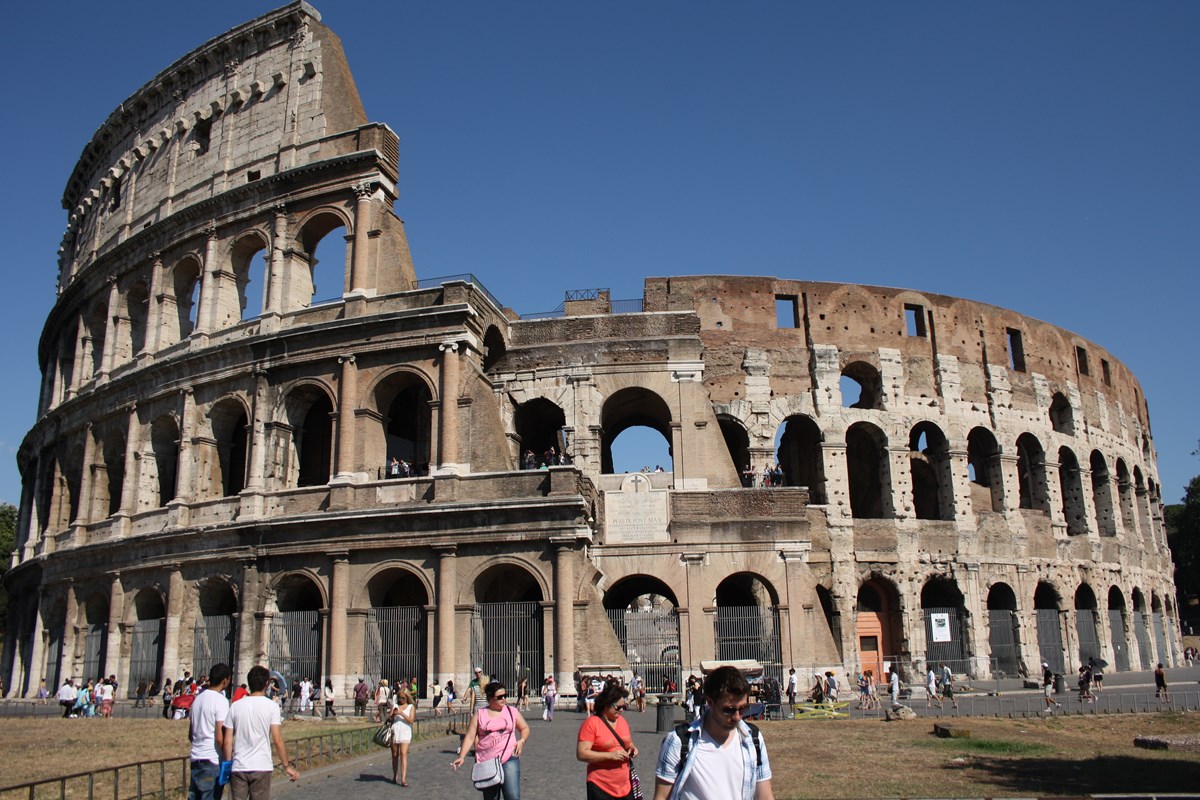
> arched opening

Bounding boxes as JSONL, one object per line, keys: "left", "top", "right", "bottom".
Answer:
{"left": 365, "top": 568, "right": 429, "bottom": 693}
{"left": 282, "top": 386, "right": 334, "bottom": 488}
{"left": 714, "top": 573, "right": 782, "bottom": 683}
{"left": 209, "top": 399, "right": 248, "bottom": 498}
{"left": 86, "top": 302, "right": 107, "bottom": 378}
{"left": 1132, "top": 588, "right": 1152, "bottom": 669}
{"left": 718, "top": 416, "right": 752, "bottom": 486}
{"left": 1151, "top": 592, "right": 1169, "bottom": 667}
{"left": 1115, "top": 459, "right": 1136, "bottom": 534}
{"left": 514, "top": 397, "right": 568, "bottom": 468}
{"left": 129, "top": 589, "right": 166, "bottom": 695}
{"left": 775, "top": 415, "right": 826, "bottom": 503}
{"left": 150, "top": 415, "right": 179, "bottom": 507}
{"left": 1090, "top": 451, "right": 1115, "bottom": 537}
{"left": 601, "top": 387, "right": 673, "bottom": 474}
{"left": 1034, "top": 582, "right": 1065, "bottom": 673}
{"left": 101, "top": 429, "right": 126, "bottom": 517}
{"left": 1058, "top": 447, "right": 1086, "bottom": 536}
{"left": 173, "top": 257, "right": 204, "bottom": 340}
{"left": 921, "top": 576, "right": 969, "bottom": 672}
{"left": 815, "top": 584, "right": 842, "bottom": 661}
{"left": 228, "top": 233, "right": 270, "bottom": 322}
{"left": 56, "top": 322, "right": 77, "bottom": 403}
{"left": 1074, "top": 584, "right": 1100, "bottom": 666}
{"left": 910, "top": 422, "right": 952, "bottom": 521}
{"left": 846, "top": 422, "right": 888, "bottom": 519}
{"left": 472, "top": 564, "right": 545, "bottom": 690}
{"left": 270, "top": 575, "right": 324, "bottom": 685}
{"left": 195, "top": 579, "right": 238, "bottom": 674}
{"left": 604, "top": 575, "right": 682, "bottom": 691}
{"left": 376, "top": 372, "right": 433, "bottom": 478}
{"left": 986, "top": 583, "right": 1020, "bottom": 676}
{"left": 855, "top": 577, "right": 901, "bottom": 682}
{"left": 83, "top": 594, "right": 108, "bottom": 682}
{"left": 840, "top": 361, "right": 882, "bottom": 409}
{"left": 967, "top": 427, "right": 1003, "bottom": 513}
{"left": 1107, "top": 586, "right": 1130, "bottom": 672}
{"left": 1016, "top": 433, "right": 1049, "bottom": 511}
{"left": 297, "top": 213, "right": 348, "bottom": 308}
{"left": 1049, "top": 392, "right": 1074, "bottom": 435}
{"left": 482, "top": 325, "right": 506, "bottom": 372}
{"left": 1134, "top": 466, "right": 1153, "bottom": 548}
{"left": 126, "top": 281, "right": 150, "bottom": 358}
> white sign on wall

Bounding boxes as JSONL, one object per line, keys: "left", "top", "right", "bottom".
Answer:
{"left": 929, "top": 612, "right": 952, "bottom": 643}
{"left": 603, "top": 473, "right": 670, "bottom": 544}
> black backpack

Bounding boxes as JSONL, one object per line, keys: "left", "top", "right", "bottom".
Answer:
{"left": 674, "top": 722, "right": 762, "bottom": 771}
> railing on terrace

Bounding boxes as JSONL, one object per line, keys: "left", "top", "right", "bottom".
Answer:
{"left": 519, "top": 298, "right": 643, "bottom": 320}
{"left": 0, "top": 711, "right": 470, "bottom": 800}
{"left": 416, "top": 273, "right": 504, "bottom": 312}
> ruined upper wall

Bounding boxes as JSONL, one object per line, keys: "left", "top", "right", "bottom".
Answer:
{"left": 57, "top": 2, "right": 373, "bottom": 289}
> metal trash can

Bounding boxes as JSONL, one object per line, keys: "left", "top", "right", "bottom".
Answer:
{"left": 1054, "top": 673, "right": 1067, "bottom": 694}
{"left": 656, "top": 694, "right": 678, "bottom": 732}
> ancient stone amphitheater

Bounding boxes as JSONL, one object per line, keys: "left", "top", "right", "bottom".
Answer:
{"left": 1, "top": 2, "right": 1180, "bottom": 699}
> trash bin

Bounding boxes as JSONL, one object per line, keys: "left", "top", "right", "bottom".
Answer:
{"left": 1054, "top": 673, "right": 1067, "bottom": 694}
{"left": 656, "top": 694, "right": 678, "bottom": 732}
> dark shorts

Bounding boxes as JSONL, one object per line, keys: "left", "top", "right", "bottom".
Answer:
{"left": 230, "top": 772, "right": 271, "bottom": 800}
{"left": 586, "top": 780, "right": 632, "bottom": 800}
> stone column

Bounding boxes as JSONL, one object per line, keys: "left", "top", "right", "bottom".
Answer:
{"left": 267, "top": 204, "right": 288, "bottom": 313}
{"left": 103, "top": 573, "right": 123, "bottom": 681}
{"left": 237, "top": 559, "right": 260, "bottom": 680}
{"left": 160, "top": 567, "right": 185, "bottom": 681}
{"left": 24, "top": 589, "right": 46, "bottom": 698}
{"left": 886, "top": 446, "right": 909, "bottom": 520}
{"left": 174, "top": 389, "right": 197, "bottom": 504}
{"left": 100, "top": 279, "right": 120, "bottom": 377}
{"left": 947, "top": 448, "right": 975, "bottom": 526}
{"left": 552, "top": 542, "right": 576, "bottom": 691}
{"left": 997, "top": 453, "right": 1020, "bottom": 514}
{"left": 349, "top": 183, "right": 373, "bottom": 294}
{"left": 435, "top": 545, "right": 457, "bottom": 685}
{"left": 335, "top": 356, "right": 358, "bottom": 480}
{"left": 72, "top": 425, "right": 96, "bottom": 530}
{"left": 198, "top": 222, "right": 220, "bottom": 333}
{"left": 146, "top": 251, "right": 165, "bottom": 353}
{"left": 437, "top": 342, "right": 461, "bottom": 474}
{"left": 72, "top": 328, "right": 90, "bottom": 389}
{"left": 117, "top": 405, "right": 142, "bottom": 519}
{"left": 328, "top": 553, "right": 349, "bottom": 696}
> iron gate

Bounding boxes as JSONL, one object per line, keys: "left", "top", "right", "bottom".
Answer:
{"left": 194, "top": 614, "right": 237, "bottom": 673}
{"left": 47, "top": 625, "right": 64, "bottom": 691}
{"left": 83, "top": 623, "right": 106, "bottom": 681}
{"left": 1075, "top": 609, "right": 1101, "bottom": 665}
{"left": 1152, "top": 612, "right": 1168, "bottom": 666}
{"left": 714, "top": 606, "right": 783, "bottom": 686}
{"left": 987, "top": 610, "right": 1021, "bottom": 676}
{"left": 364, "top": 606, "right": 427, "bottom": 691}
{"left": 470, "top": 602, "right": 543, "bottom": 691}
{"left": 606, "top": 607, "right": 682, "bottom": 691}
{"left": 1108, "top": 610, "right": 1130, "bottom": 672}
{"left": 269, "top": 610, "right": 322, "bottom": 684}
{"left": 1036, "top": 609, "right": 1065, "bottom": 673}
{"left": 129, "top": 618, "right": 165, "bottom": 692}
{"left": 1134, "top": 611, "right": 1152, "bottom": 669}
{"left": 924, "top": 607, "right": 968, "bottom": 668}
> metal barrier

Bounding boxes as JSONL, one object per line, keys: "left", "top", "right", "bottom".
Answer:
{"left": 0, "top": 712, "right": 470, "bottom": 800}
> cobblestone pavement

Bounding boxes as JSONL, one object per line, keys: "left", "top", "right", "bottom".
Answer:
{"left": 276, "top": 705, "right": 669, "bottom": 800}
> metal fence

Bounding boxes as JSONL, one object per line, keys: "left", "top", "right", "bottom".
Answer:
{"left": 364, "top": 607, "right": 427, "bottom": 692}
{"left": 0, "top": 712, "right": 471, "bottom": 800}
{"left": 1036, "top": 609, "right": 1065, "bottom": 673}
{"left": 1075, "top": 609, "right": 1101, "bottom": 665}
{"left": 923, "top": 607, "right": 969, "bottom": 667}
{"left": 606, "top": 607, "right": 682, "bottom": 692}
{"left": 269, "top": 610, "right": 322, "bottom": 684}
{"left": 831, "top": 687, "right": 1200, "bottom": 721}
{"left": 714, "top": 606, "right": 783, "bottom": 687}
{"left": 1108, "top": 609, "right": 1131, "bottom": 672}
{"left": 470, "top": 602, "right": 544, "bottom": 690}
{"left": 193, "top": 615, "right": 236, "bottom": 677}
{"left": 83, "top": 624, "right": 105, "bottom": 683}
{"left": 129, "top": 619, "right": 165, "bottom": 695}
{"left": 987, "top": 610, "right": 1021, "bottom": 675}
{"left": 1153, "top": 612, "right": 1168, "bottom": 666}
{"left": 1134, "top": 611, "right": 1153, "bottom": 669}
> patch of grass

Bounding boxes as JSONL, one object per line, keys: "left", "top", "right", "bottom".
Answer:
{"left": 912, "top": 736, "right": 1053, "bottom": 755}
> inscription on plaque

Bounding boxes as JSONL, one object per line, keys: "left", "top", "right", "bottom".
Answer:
{"left": 604, "top": 473, "right": 670, "bottom": 544}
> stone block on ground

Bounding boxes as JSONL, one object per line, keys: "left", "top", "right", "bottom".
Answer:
{"left": 885, "top": 705, "right": 917, "bottom": 721}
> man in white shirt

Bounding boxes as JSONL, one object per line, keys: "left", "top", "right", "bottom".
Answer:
{"left": 223, "top": 666, "right": 299, "bottom": 800}
{"left": 189, "top": 663, "right": 232, "bottom": 800}
{"left": 298, "top": 678, "right": 313, "bottom": 714}
{"left": 57, "top": 679, "right": 78, "bottom": 718}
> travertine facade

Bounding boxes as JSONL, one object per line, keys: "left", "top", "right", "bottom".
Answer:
{"left": 2, "top": 2, "right": 1179, "bottom": 699}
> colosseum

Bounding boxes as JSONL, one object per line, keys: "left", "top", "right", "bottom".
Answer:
{"left": 1, "top": 2, "right": 1181, "bottom": 700}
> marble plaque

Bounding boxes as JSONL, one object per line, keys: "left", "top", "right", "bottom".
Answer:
{"left": 604, "top": 473, "right": 670, "bottom": 544}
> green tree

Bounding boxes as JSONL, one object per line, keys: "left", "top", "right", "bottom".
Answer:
{"left": 0, "top": 502, "right": 15, "bottom": 637}
{"left": 1166, "top": 477, "right": 1200, "bottom": 624}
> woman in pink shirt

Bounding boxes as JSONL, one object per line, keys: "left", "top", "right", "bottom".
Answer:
{"left": 451, "top": 681, "right": 531, "bottom": 799}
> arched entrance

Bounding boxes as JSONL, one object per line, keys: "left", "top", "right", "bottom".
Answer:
{"left": 855, "top": 578, "right": 900, "bottom": 681}
{"left": 471, "top": 565, "right": 544, "bottom": 690}
{"left": 1074, "top": 584, "right": 1100, "bottom": 665}
{"left": 1132, "top": 589, "right": 1152, "bottom": 669}
{"left": 364, "top": 568, "right": 429, "bottom": 691}
{"left": 129, "top": 589, "right": 166, "bottom": 695}
{"left": 921, "top": 577, "right": 969, "bottom": 672}
{"left": 195, "top": 580, "right": 238, "bottom": 673}
{"left": 514, "top": 398, "right": 568, "bottom": 466}
{"left": 1107, "top": 586, "right": 1130, "bottom": 672}
{"left": 775, "top": 415, "right": 826, "bottom": 503}
{"left": 270, "top": 575, "right": 324, "bottom": 685}
{"left": 1151, "top": 593, "right": 1168, "bottom": 666}
{"left": 604, "top": 576, "right": 681, "bottom": 691}
{"left": 1035, "top": 582, "right": 1065, "bottom": 673}
{"left": 600, "top": 387, "right": 673, "bottom": 474}
{"left": 986, "top": 583, "right": 1020, "bottom": 676}
{"left": 83, "top": 594, "right": 108, "bottom": 682}
{"left": 846, "top": 422, "right": 888, "bottom": 519}
{"left": 714, "top": 573, "right": 782, "bottom": 684}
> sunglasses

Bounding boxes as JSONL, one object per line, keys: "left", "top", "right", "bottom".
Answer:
{"left": 718, "top": 704, "right": 750, "bottom": 716}
{"left": 614, "top": 704, "right": 628, "bottom": 712}
{"left": 493, "top": 694, "right": 507, "bottom": 700}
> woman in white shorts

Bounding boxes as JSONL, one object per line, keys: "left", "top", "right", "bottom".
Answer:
{"left": 389, "top": 690, "right": 416, "bottom": 786}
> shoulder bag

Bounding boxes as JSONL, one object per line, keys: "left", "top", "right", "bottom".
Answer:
{"left": 599, "top": 715, "right": 643, "bottom": 800}
{"left": 471, "top": 707, "right": 514, "bottom": 789}
{"left": 372, "top": 719, "right": 393, "bottom": 748}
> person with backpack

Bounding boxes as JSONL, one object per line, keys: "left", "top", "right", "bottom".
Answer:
{"left": 652, "top": 666, "right": 774, "bottom": 800}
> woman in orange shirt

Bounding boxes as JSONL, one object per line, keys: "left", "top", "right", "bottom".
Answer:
{"left": 576, "top": 683, "right": 640, "bottom": 800}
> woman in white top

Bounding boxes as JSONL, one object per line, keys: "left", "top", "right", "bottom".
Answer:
{"left": 388, "top": 689, "right": 416, "bottom": 786}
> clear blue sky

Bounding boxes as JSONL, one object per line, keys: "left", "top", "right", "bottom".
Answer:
{"left": 0, "top": 1, "right": 1196, "bottom": 506}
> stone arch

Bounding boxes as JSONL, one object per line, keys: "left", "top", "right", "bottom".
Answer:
{"left": 1058, "top": 447, "right": 1086, "bottom": 536}
{"left": 149, "top": 414, "right": 180, "bottom": 507}
{"left": 603, "top": 574, "right": 681, "bottom": 610}
{"left": 363, "top": 565, "right": 430, "bottom": 690}
{"left": 775, "top": 415, "right": 826, "bottom": 503}
{"left": 279, "top": 382, "right": 335, "bottom": 488}
{"left": 472, "top": 561, "right": 547, "bottom": 604}
{"left": 482, "top": 325, "right": 507, "bottom": 372}
{"left": 470, "top": 561, "right": 547, "bottom": 689}
{"left": 194, "top": 577, "right": 239, "bottom": 674}
{"left": 99, "top": 425, "right": 126, "bottom": 517}
{"left": 228, "top": 230, "right": 270, "bottom": 323}
{"left": 294, "top": 208, "right": 352, "bottom": 310}
{"left": 82, "top": 591, "right": 109, "bottom": 681}
{"left": 967, "top": 427, "right": 1003, "bottom": 512}
{"left": 815, "top": 584, "right": 842, "bottom": 661}
{"left": 985, "top": 582, "right": 1020, "bottom": 675}
{"left": 1017, "top": 433, "right": 1049, "bottom": 512}
{"left": 846, "top": 422, "right": 888, "bottom": 519}
{"left": 1034, "top": 580, "right": 1065, "bottom": 672}
{"left": 171, "top": 255, "right": 204, "bottom": 340}
{"left": 269, "top": 572, "right": 325, "bottom": 684}
{"left": 125, "top": 279, "right": 151, "bottom": 359}
{"left": 1115, "top": 458, "right": 1136, "bottom": 533}
{"left": 855, "top": 576, "right": 902, "bottom": 680}
{"left": 602, "top": 574, "right": 683, "bottom": 688}
{"left": 365, "top": 565, "right": 433, "bottom": 608}
{"left": 271, "top": 571, "right": 328, "bottom": 612}
{"left": 1049, "top": 392, "right": 1074, "bottom": 435}
{"left": 920, "top": 575, "right": 969, "bottom": 668}
{"left": 1132, "top": 587, "right": 1146, "bottom": 613}
{"left": 718, "top": 414, "right": 752, "bottom": 483}
{"left": 208, "top": 397, "right": 250, "bottom": 498}
{"left": 85, "top": 300, "right": 108, "bottom": 377}
{"left": 514, "top": 397, "right": 568, "bottom": 466}
{"left": 841, "top": 360, "right": 882, "bottom": 410}
{"left": 714, "top": 572, "right": 782, "bottom": 675}
{"left": 129, "top": 587, "right": 166, "bottom": 692}
{"left": 1090, "top": 451, "right": 1115, "bottom": 537}
{"left": 1074, "top": 582, "right": 1101, "bottom": 664}
{"left": 600, "top": 386, "right": 673, "bottom": 474}
{"left": 371, "top": 369, "right": 436, "bottom": 478}
{"left": 910, "top": 422, "right": 952, "bottom": 521}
